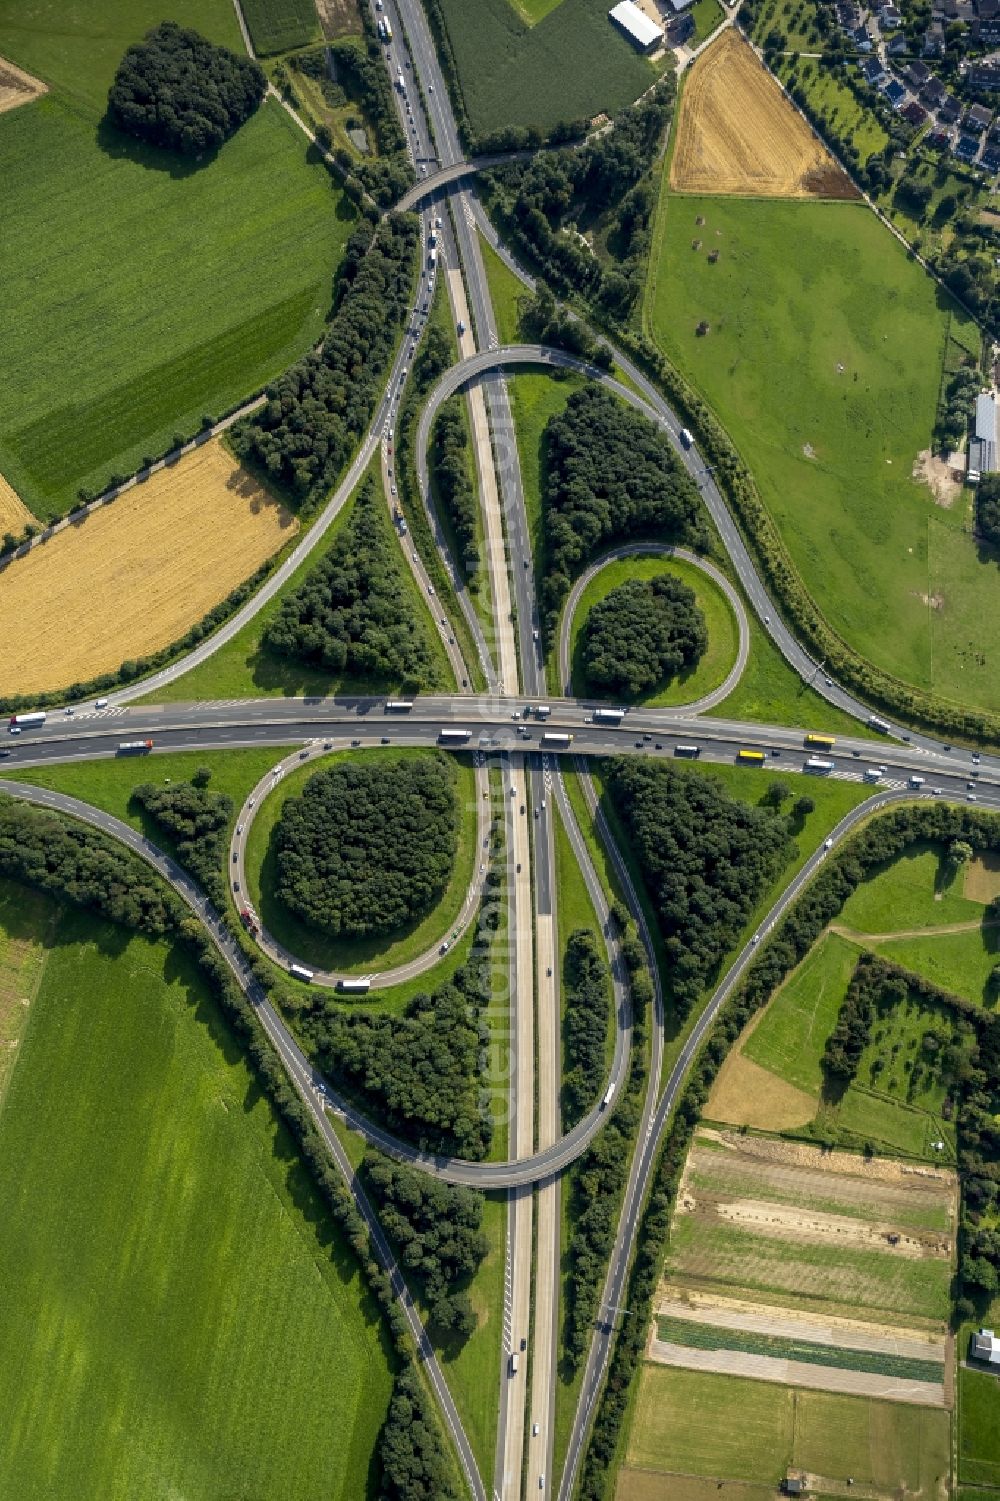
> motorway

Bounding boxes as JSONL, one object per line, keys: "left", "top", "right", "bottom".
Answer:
{"left": 12, "top": 5, "right": 1000, "bottom": 1498}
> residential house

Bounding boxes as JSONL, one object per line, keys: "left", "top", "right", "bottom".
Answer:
{"left": 969, "top": 61, "right": 1000, "bottom": 87}
{"left": 954, "top": 130, "right": 982, "bottom": 157}
{"left": 969, "top": 1329, "right": 1000, "bottom": 1366}
{"left": 885, "top": 77, "right": 909, "bottom": 104}
{"left": 904, "top": 59, "right": 933, "bottom": 86}
{"left": 903, "top": 98, "right": 929, "bottom": 124}
{"left": 921, "top": 75, "right": 947, "bottom": 105}
{"left": 922, "top": 20, "right": 946, "bottom": 52}
{"left": 879, "top": 3, "right": 903, "bottom": 26}
{"left": 854, "top": 23, "right": 875, "bottom": 48}
{"left": 966, "top": 101, "right": 994, "bottom": 129}
{"left": 939, "top": 91, "right": 963, "bottom": 121}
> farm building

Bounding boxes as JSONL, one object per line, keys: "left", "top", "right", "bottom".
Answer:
{"left": 969, "top": 392, "right": 999, "bottom": 478}
{"left": 970, "top": 1328, "right": 1000, "bottom": 1365}
{"left": 608, "top": 0, "right": 665, "bottom": 50}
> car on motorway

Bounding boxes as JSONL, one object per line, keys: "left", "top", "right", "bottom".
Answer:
{"left": 968, "top": 793, "right": 978, "bottom": 802}
{"left": 973, "top": 753, "right": 982, "bottom": 764}
{"left": 0, "top": 749, "right": 11, "bottom": 758}
{"left": 8, "top": 727, "right": 20, "bottom": 735}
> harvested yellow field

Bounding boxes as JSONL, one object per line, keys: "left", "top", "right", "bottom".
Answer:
{"left": 0, "top": 440, "right": 296, "bottom": 695}
{"left": 0, "top": 55, "right": 47, "bottom": 115}
{"left": 706, "top": 1050, "right": 816, "bottom": 1131}
{"left": 671, "top": 31, "right": 857, "bottom": 199}
{"left": 0, "top": 472, "right": 38, "bottom": 533}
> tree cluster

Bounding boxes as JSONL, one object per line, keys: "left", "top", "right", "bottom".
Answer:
{"left": 302, "top": 958, "right": 492, "bottom": 1157}
{"left": 484, "top": 87, "right": 674, "bottom": 318}
{"left": 583, "top": 574, "right": 707, "bottom": 699}
{"left": 542, "top": 387, "right": 706, "bottom": 625}
{"left": 107, "top": 22, "right": 265, "bottom": 156}
{"left": 378, "top": 1366, "right": 461, "bottom": 1501}
{"left": 606, "top": 758, "right": 789, "bottom": 1016}
{"left": 431, "top": 399, "right": 479, "bottom": 580}
{"left": 976, "top": 472, "right": 1000, "bottom": 546}
{"left": 563, "top": 911, "right": 651, "bottom": 1372}
{"left": 275, "top": 753, "right": 457, "bottom": 939}
{"left": 132, "top": 777, "right": 232, "bottom": 908}
{"left": 231, "top": 214, "right": 419, "bottom": 501}
{"left": 562, "top": 929, "right": 611, "bottom": 1129}
{"left": 264, "top": 477, "right": 438, "bottom": 686}
{"left": 936, "top": 365, "right": 979, "bottom": 452}
{"left": 363, "top": 1150, "right": 489, "bottom": 1339}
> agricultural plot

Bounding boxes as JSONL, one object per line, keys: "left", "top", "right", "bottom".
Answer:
{"left": 0, "top": 878, "right": 58, "bottom": 1106}
{"left": 647, "top": 189, "right": 997, "bottom": 711}
{"left": 665, "top": 1128, "right": 956, "bottom": 1327}
{"left": 960, "top": 1367, "right": 1000, "bottom": 1488}
{"left": 0, "top": 440, "right": 296, "bottom": 696}
{"left": 240, "top": 0, "right": 319, "bottom": 54}
{"left": 0, "top": 0, "right": 352, "bottom": 519}
{"left": 622, "top": 1365, "right": 950, "bottom": 1499}
{"left": 0, "top": 896, "right": 392, "bottom": 1500}
{"left": 0, "top": 471, "right": 36, "bottom": 532}
{"left": 434, "top": 0, "right": 655, "bottom": 137}
{"left": 670, "top": 31, "right": 855, "bottom": 199}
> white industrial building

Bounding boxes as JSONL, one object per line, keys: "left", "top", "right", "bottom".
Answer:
{"left": 609, "top": 0, "right": 665, "bottom": 51}
{"left": 968, "top": 391, "right": 999, "bottom": 481}
{"left": 970, "top": 1328, "right": 1000, "bottom": 1367}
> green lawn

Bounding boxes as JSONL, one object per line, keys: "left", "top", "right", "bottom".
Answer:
{"left": 244, "top": 747, "right": 478, "bottom": 974}
{"left": 0, "top": 891, "right": 392, "bottom": 1500}
{"left": 508, "top": 370, "right": 585, "bottom": 580}
{"left": 744, "top": 929, "right": 860, "bottom": 1095}
{"left": 0, "top": 747, "right": 292, "bottom": 858}
{"left": 567, "top": 553, "right": 739, "bottom": 705}
{"left": 879, "top": 926, "right": 1000, "bottom": 1007}
{"left": 709, "top": 607, "right": 884, "bottom": 738}
{"left": 829, "top": 1083, "right": 954, "bottom": 1159}
{"left": 960, "top": 1367, "right": 1000, "bottom": 1488}
{"left": 690, "top": 0, "right": 725, "bottom": 44}
{"left": 143, "top": 464, "right": 454, "bottom": 701}
{"left": 510, "top": 0, "right": 567, "bottom": 21}
{"left": 480, "top": 232, "right": 528, "bottom": 345}
{"left": 241, "top": 0, "right": 319, "bottom": 54}
{"left": 646, "top": 192, "right": 998, "bottom": 714}
{"left": 839, "top": 843, "right": 985, "bottom": 933}
{"left": 0, "top": 0, "right": 353, "bottom": 518}
{"left": 435, "top": 0, "right": 656, "bottom": 137}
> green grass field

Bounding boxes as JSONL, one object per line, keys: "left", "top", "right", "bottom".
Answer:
{"left": 0, "top": 0, "right": 351, "bottom": 519}
{"left": 879, "top": 927, "right": 1000, "bottom": 1007}
{"left": 243, "top": 747, "right": 478, "bottom": 973}
{"left": 960, "top": 1368, "right": 1000, "bottom": 1488}
{"left": 744, "top": 930, "right": 860, "bottom": 1095}
{"left": 0, "top": 747, "right": 291, "bottom": 854}
{"left": 479, "top": 233, "right": 527, "bottom": 345}
{"left": 0, "top": 891, "right": 392, "bottom": 1500}
{"left": 568, "top": 554, "right": 740, "bottom": 705}
{"left": 840, "top": 843, "right": 985, "bottom": 933}
{"left": 436, "top": 0, "right": 655, "bottom": 136}
{"left": 690, "top": 0, "right": 725, "bottom": 44}
{"left": 241, "top": 0, "right": 319, "bottom": 54}
{"left": 646, "top": 192, "right": 998, "bottom": 714}
{"left": 627, "top": 1366, "right": 950, "bottom": 1494}
{"left": 142, "top": 464, "right": 454, "bottom": 701}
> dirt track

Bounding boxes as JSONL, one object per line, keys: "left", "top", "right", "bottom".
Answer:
{"left": 671, "top": 31, "right": 856, "bottom": 199}
{"left": 0, "top": 55, "right": 46, "bottom": 114}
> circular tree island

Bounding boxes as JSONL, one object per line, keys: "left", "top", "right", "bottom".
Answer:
{"left": 275, "top": 753, "right": 459, "bottom": 941}
{"left": 582, "top": 573, "right": 708, "bottom": 699}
